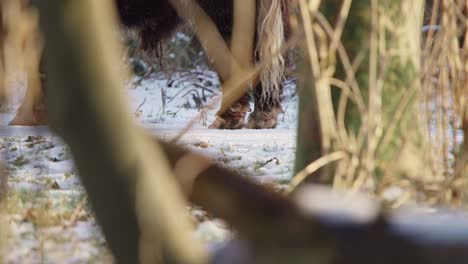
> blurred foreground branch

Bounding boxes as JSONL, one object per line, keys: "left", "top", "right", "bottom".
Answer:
{"left": 0, "top": 162, "right": 6, "bottom": 260}
{"left": 32, "top": 0, "right": 207, "bottom": 263}
{"left": 157, "top": 138, "right": 468, "bottom": 264}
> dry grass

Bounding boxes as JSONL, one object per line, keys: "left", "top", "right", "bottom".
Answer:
{"left": 290, "top": 0, "right": 467, "bottom": 207}
{"left": 420, "top": 0, "right": 466, "bottom": 204}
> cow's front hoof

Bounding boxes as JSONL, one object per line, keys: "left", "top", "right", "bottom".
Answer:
{"left": 208, "top": 116, "right": 244, "bottom": 129}
{"left": 208, "top": 103, "right": 250, "bottom": 129}
{"left": 245, "top": 108, "right": 282, "bottom": 129}
{"left": 9, "top": 108, "right": 47, "bottom": 126}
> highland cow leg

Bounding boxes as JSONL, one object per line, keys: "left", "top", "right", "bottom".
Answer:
{"left": 246, "top": 82, "right": 283, "bottom": 129}
{"left": 202, "top": 0, "right": 253, "bottom": 129}
{"left": 9, "top": 58, "right": 47, "bottom": 126}
{"left": 208, "top": 92, "right": 251, "bottom": 129}
{"left": 8, "top": 99, "right": 47, "bottom": 126}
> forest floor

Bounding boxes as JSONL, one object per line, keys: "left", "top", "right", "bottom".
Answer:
{"left": 0, "top": 70, "right": 299, "bottom": 263}
{"left": 1, "top": 68, "right": 467, "bottom": 263}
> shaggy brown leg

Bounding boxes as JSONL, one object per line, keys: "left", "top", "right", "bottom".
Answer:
{"left": 246, "top": 107, "right": 282, "bottom": 129}
{"left": 246, "top": 82, "right": 283, "bottom": 129}
{"left": 208, "top": 93, "right": 251, "bottom": 129}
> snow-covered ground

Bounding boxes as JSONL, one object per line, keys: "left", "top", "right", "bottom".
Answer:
{"left": 0, "top": 69, "right": 299, "bottom": 263}
{"left": 1, "top": 67, "right": 467, "bottom": 263}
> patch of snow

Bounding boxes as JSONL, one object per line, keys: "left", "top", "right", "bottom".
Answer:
{"left": 1, "top": 69, "right": 299, "bottom": 262}
{"left": 194, "top": 220, "right": 231, "bottom": 244}
{"left": 382, "top": 186, "right": 405, "bottom": 202}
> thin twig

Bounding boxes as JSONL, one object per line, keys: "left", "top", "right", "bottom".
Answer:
{"left": 288, "top": 151, "right": 347, "bottom": 194}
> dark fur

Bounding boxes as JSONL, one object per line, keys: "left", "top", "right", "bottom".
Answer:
{"left": 115, "top": 0, "right": 288, "bottom": 128}
{"left": 116, "top": 0, "right": 234, "bottom": 52}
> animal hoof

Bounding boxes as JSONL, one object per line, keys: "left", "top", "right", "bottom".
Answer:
{"left": 208, "top": 115, "right": 245, "bottom": 129}
{"left": 246, "top": 108, "right": 282, "bottom": 129}
{"left": 8, "top": 108, "right": 47, "bottom": 126}
{"left": 208, "top": 116, "right": 227, "bottom": 129}
{"left": 208, "top": 103, "right": 250, "bottom": 129}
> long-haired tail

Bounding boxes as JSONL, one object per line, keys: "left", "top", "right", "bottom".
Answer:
{"left": 256, "top": 0, "right": 286, "bottom": 104}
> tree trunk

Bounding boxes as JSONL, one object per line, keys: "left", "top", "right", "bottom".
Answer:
{"left": 293, "top": 40, "right": 325, "bottom": 183}
{"left": 320, "top": 0, "right": 371, "bottom": 136}
{"left": 371, "top": 0, "right": 430, "bottom": 180}
{"left": 293, "top": 0, "right": 332, "bottom": 185}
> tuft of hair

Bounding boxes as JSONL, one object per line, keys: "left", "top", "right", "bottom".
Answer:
{"left": 256, "top": 0, "right": 286, "bottom": 104}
